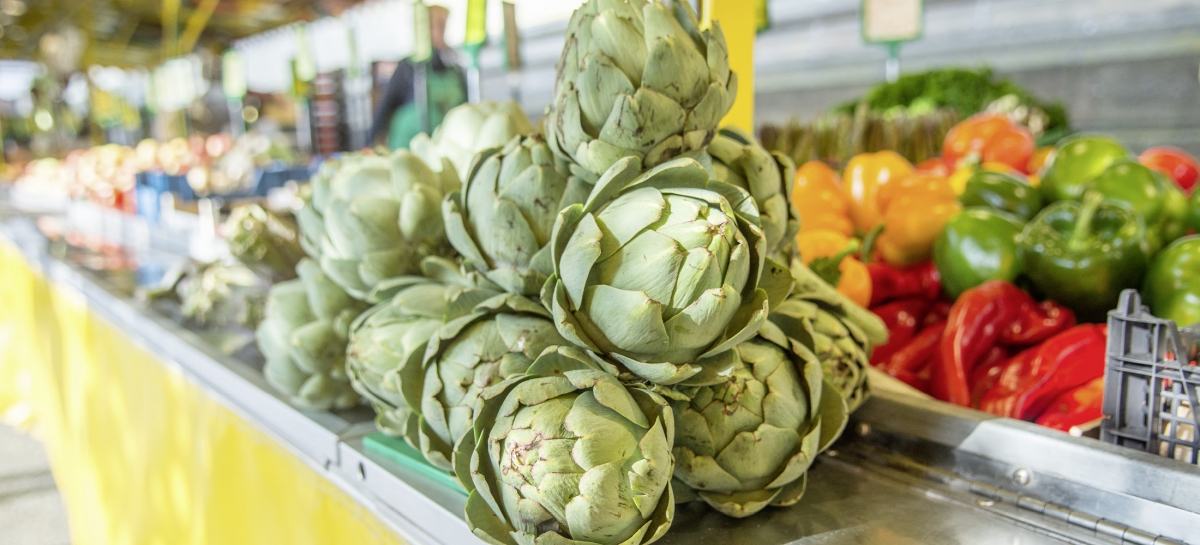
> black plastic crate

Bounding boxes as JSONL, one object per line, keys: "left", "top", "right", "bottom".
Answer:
{"left": 1102, "top": 290, "right": 1200, "bottom": 463}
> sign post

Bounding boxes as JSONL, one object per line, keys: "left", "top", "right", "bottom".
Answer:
{"left": 861, "top": 0, "right": 924, "bottom": 82}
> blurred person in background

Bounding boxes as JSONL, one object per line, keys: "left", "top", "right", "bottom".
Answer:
{"left": 370, "top": 4, "right": 467, "bottom": 150}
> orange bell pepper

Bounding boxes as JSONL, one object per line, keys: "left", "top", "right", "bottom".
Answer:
{"left": 793, "top": 161, "right": 854, "bottom": 236}
{"left": 874, "top": 174, "right": 961, "bottom": 267}
{"left": 796, "top": 229, "right": 872, "bottom": 308}
{"left": 1027, "top": 146, "right": 1054, "bottom": 176}
{"left": 842, "top": 151, "right": 914, "bottom": 233}
{"left": 943, "top": 113, "right": 1035, "bottom": 174}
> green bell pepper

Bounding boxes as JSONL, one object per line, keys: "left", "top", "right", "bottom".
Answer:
{"left": 1018, "top": 192, "right": 1150, "bottom": 322}
{"left": 1155, "top": 170, "right": 1189, "bottom": 247}
{"left": 959, "top": 171, "right": 1042, "bottom": 221}
{"left": 934, "top": 208, "right": 1026, "bottom": 298}
{"left": 1039, "top": 134, "right": 1128, "bottom": 204}
{"left": 1189, "top": 187, "right": 1200, "bottom": 233}
{"left": 1142, "top": 236, "right": 1200, "bottom": 327}
{"left": 1085, "top": 159, "right": 1188, "bottom": 253}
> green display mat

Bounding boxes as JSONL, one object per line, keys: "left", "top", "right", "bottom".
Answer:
{"left": 363, "top": 433, "right": 467, "bottom": 496}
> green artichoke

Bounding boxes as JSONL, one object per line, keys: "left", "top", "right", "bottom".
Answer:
{"left": 400, "top": 293, "right": 569, "bottom": 471}
{"left": 224, "top": 203, "right": 305, "bottom": 282}
{"left": 670, "top": 321, "right": 846, "bottom": 518}
{"left": 545, "top": 155, "right": 792, "bottom": 385}
{"left": 410, "top": 100, "right": 534, "bottom": 184}
{"left": 296, "top": 158, "right": 338, "bottom": 260}
{"left": 444, "top": 135, "right": 591, "bottom": 296}
{"left": 257, "top": 259, "right": 369, "bottom": 410}
{"left": 708, "top": 127, "right": 800, "bottom": 258}
{"left": 461, "top": 353, "right": 675, "bottom": 545}
{"left": 296, "top": 151, "right": 457, "bottom": 303}
{"left": 347, "top": 258, "right": 501, "bottom": 436}
{"left": 546, "top": 0, "right": 737, "bottom": 182}
{"left": 177, "top": 261, "right": 269, "bottom": 329}
{"left": 768, "top": 263, "right": 888, "bottom": 412}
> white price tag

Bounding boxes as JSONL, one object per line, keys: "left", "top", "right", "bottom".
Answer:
{"left": 862, "top": 0, "right": 923, "bottom": 44}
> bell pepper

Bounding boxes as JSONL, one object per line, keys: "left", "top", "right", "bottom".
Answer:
{"left": 867, "top": 261, "right": 942, "bottom": 306}
{"left": 1189, "top": 189, "right": 1200, "bottom": 233}
{"left": 959, "top": 170, "right": 1042, "bottom": 221}
{"left": 943, "top": 113, "right": 1035, "bottom": 174}
{"left": 1027, "top": 146, "right": 1055, "bottom": 182}
{"left": 1085, "top": 159, "right": 1187, "bottom": 253}
{"left": 842, "top": 151, "right": 914, "bottom": 233}
{"left": 1018, "top": 192, "right": 1150, "bottom": 323}
{"left": 947, "top": 161, "right": 1021, "bottom": 196}
{"left": 1140, "top": 146, "right": 1199, "bottom": 193}
{"left": 978, "top": 324, "right": 1107, "bottom": 420}
{"left": 869, "top": 297, "right": 934, "bottom": 366}
{"left": 1142, "top": 235, "right": 1200, "bottom": 327}
{"left": 1039, "top": 134, "right": 1128, "bottom": 204}
{"left": 969, "top": 346, "right": 1012, "bottom": 408}
{"left": 931, "top": 281, "right": 1075, "bottom": 406}
{"left": 916, "top": 157, "right": 951, "bottom": 177}
{"left": 1035, "top": 377, "right": 1105, "bottom": 433}
{"left": 796, "top": 229, "right": 872, "bottom": 308}
{"left": 874, "top": 174, "right": 961, "bottom": 267}
{"left": 933, "top": 208, "right": 1025, "bottom": 299}
{"left": 880, "top": 320, "right": 945, "bottom": 393}
{"left": 793, "top": 161, "right": 855, "bottom": 236}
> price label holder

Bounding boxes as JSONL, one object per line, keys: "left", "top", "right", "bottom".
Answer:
{"left": 861, "top": 0, "right": 924, "bottom": 82}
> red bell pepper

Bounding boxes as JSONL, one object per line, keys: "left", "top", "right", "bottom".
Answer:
{"left": 969, "top": 346, "right": 1011, "bottom": 407}
{"left": 1035, "top": 377, "right": 1105, "bottom": 432}
{"left": 1140, "top": 146, "right": 1199, "bottom": 193}
{"left": 1001, "top": 300, "right": 1077, "bottom": 346}
{"left": 978, "top": 324, "right": 1108, "bottom": 420}
{"left": 867, "top": 261, "right": 942, "bottom": 307}
{"left": 881, "top": 324, "right": 943, "bottom": 393}
{"left": 882, "top": 320, "right": 946, "bottom": 377}
{"left": 869, "top": 297, "right": 934, "bottom": 365}
{"left": 931, "top": 281, "right": 1076, "bottom": 407}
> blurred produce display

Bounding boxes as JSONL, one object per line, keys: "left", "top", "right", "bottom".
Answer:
{"left": 760, "top": 68, "right": 1070, "bottom": 168}
{"left": 145, "top": 204, "right": 304, "bottom": 331}
{"left": 778, "top": 104, "right": 1200, "bottom": 436}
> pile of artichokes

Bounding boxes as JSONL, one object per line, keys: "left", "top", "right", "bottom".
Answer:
{"left": 252, "top": 1, "right": 887, "bottom": 542}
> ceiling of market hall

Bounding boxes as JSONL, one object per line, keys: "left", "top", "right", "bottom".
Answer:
{"left": 0, "top": 0, "right": 348, "bottom": 67}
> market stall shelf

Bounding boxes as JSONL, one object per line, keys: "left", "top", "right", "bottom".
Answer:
{"left": 3, "top": 210, "right": 1197, "bottom": 544}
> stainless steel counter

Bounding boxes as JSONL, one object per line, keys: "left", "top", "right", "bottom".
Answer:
{"left": 3, "top": 210, "right": 1197, "bottom": 545}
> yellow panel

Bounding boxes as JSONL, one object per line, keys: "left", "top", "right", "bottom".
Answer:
{"left": 0, "top": 242, "right": 405, "bottom": 545}
{"left": 703, "top": 0, "right": 756, "bottom": 132}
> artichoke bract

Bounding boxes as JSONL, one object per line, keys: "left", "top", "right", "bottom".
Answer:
{"left": 257, "top": 259, "right": 369, "bottom": 411}
{"left": 462, "top": 360, "right": 675, "bottom": 545}
{"left": 545, "top": 155, "right": 789, "bottom": 386}
{"left": 671, "top": 322, "right": 846, "bottom": 518}
{"left": 300, "top": 151, "right": 458, "bottom": 303}
{"left": 224, "top": 204, "right": 305, "bottom": 282}
{"left": 708, "top": 127, "right": 800, "bottom": 258}
{"left": 410, "top": 100, "right": 534, "bottom": 185}
{"left": 401, "top": 293, "right": 569, "bottom": 471}
{"left": 769, "top": 263, "right": 888, "bottom": 412}
{"left": 444, "top": 136, "right": 591, "bottom": 296}
{"left": 546, "top": 0, "right": 737, "bottom": 182}
{"left": 347, "top": 258, "right": 501, "bottom": 436}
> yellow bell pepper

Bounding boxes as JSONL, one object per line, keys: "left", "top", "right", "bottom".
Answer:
{"left": 793, "top": 161, "right": 855, "bottom": 236}
{"left": 796, "top": 229, "right": 872, "bottom": 308}
{"left": 842, "top": 151, "right": 914, "bottom": 233}
{"left": 874, "top": 174, "right": 962, "bottom": 267}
